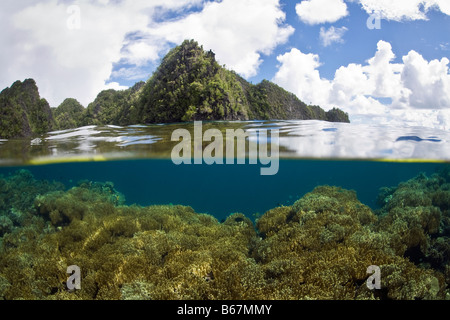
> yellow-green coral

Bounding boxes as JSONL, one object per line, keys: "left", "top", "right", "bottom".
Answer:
{"left": 375, "top": 170, "right": 450, "bottom": 272}
{"left": 0, "top": 170, "right": 448, "bottom": 300}
{"left": 253, "top": 186, "right": 445, "bottom": 300}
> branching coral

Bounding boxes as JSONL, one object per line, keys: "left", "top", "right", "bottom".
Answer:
{"left": 0, "top": 169, "right": 64, "bottom": 227}
{"left": 0, "top": 169, "right": 448, "bottom": 300}
{"left": 254, "top": 186, "right": 446, "bottom": 300}
{"left": 375, "top": 170, "right": 450, "bottom": 270}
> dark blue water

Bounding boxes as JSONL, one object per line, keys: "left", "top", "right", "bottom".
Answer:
{"left": 0, "top": 159, "right": 445, "bottom": 221}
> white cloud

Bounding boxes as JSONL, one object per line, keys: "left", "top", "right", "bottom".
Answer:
{"left": 1, "top": 0, "right": 177, "bottom": 106}
{"left": 401, "top": 51, "right": 450, "bottom": 109}
{"left": 273, "top": 40, "right": 450, "bottom": 129}
{"left": 362, "top": 41, "right": 405, "bottom": 101}
{"left": 104, "top": 82, "right": 129, "bottom": 91}
{"left": 273, "top": 48, "right": 332, "bottom": 107}
{"left": 121, "top": 41, "right": 161, "bottom": 67}
{"left": 0, "top": 0, "right": 293, "bottom": 107}
{"left": 358, "top": 0, "right": 450, "bottom": 21}
{"left": 435, "top": 0, "right": 450, "bottom": 15}
{"left": 146, "top": 0, "right": 294, "bottom": 78}
{"left": 319, "top": 26, "right": 348, "bottom": 47}
{"left": 437, "top": 109, "right": 450, "bottom": 129}
{"left": 296, "top": 0, "right": 348, "bottom": 25}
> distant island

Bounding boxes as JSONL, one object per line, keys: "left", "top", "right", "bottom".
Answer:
{"left": 0, "top": 40, "right": 349, "bottom": 139}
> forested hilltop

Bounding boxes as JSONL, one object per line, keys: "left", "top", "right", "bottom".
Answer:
{"left": 0, "top": 79, "right": 54, "bottom": 139}
{"left": 0, "top": 40, "right": 349, "bottom": 139}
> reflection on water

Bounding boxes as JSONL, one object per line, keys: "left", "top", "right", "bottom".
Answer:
{"left": 0, "top": 120, "right": 449, "bottom": 165}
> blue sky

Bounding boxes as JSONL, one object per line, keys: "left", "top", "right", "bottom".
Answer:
{"left": 1, "top": 0, "right": 449, "bottom": 128}
{"left": 266, "top": 1, "right": 450, "bottom": 81}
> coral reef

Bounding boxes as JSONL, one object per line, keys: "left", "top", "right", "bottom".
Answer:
{"left": 375, "top": 170, "right": 450, "bottom": 274}
{"left": 254, "top": 186, "right": 446, "bottom": 300}
{"left": 0, "top": 169, "right": 64, "bottom": 233}
{"left": 0, "top": 169, "right": 448, "bottom": 300}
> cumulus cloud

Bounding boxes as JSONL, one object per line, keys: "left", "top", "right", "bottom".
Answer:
{"left": 146, "top": 0, "right": 294, "bottom": 78}
{"left": 273, "top": 40, "right": 450, "bottom": 129}
{"left": 0, "top": 0, "right": 293, "bottom": 107}
{"left": 273, "top": 49, "right": 332, "bottom": 107}
{"left": 358, "top": 0, "right": 450, "bottom": 21}
{"left": 296, "top": 0, "right": 349, "bottom": 25}
{"left": 319, "top": 26, "right": 348, "bottom": 47}
{"left": 401, "top": 52, "right": 450, "bottom": 109}
{"left": 121, "top": 41, "right": 161, "bottom": 67}
{"left": 435, "top": 0, "right": 450, "bottom": 15}
{"left": 0, "top": 0, "right": 191, "bottom": 107}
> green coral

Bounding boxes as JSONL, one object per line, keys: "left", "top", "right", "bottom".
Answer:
{"left": 0, "top": 216, "right": 13, "bottom": 237}
{"left": 253, "top": 186, "right": 445, "bottom": 300}
{"left": 374, "top": 170, "right": 450, "bottom": 272}
{"left": 34, "top": 181, "right": 124, "bottom": 227}
{"left": 0, "top": 170, "right": 64, "bottom": 230}
{"left": 0, "top": 170, "right": 448, "bottom": 300}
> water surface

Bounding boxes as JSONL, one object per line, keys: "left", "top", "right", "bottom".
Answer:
{"left": 0, "top": 120, "right": 448, "bottom": 220}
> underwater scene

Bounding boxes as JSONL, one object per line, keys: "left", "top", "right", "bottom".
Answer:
{"left": 0, "top": 120, "right": 449, "bottom": 300}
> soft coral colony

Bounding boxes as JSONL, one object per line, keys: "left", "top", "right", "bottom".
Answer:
{"left": 0, "top": 168, "right": 449, "bottom": 300}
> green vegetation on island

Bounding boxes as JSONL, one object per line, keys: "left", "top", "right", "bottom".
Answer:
{"left": 0, "top": 79, "right": 54, "bottom": 139}
{"left": 82, "top": 81, "right": 145, "bottom": 127}
{"left": 52, "top": 98, "right": 85, "bottom": 131}
{"left": 137, "top": 40, "right": 349, "bottom": 124}
{"left": 138, "top": 40, "right": 249, "bottom": 123}
{"left": 0, "top": 40, "right": 349, "bottom": 139}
